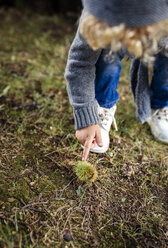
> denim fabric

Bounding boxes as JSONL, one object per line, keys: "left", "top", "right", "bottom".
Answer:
{"left": 150, "top": 53, "right": 168, "bottom": 109}
{"left": 95, "top": 51, "right": 168, "bottom": 110}
{"left": 95, "top": 51, "right": 122, "bottom": 108}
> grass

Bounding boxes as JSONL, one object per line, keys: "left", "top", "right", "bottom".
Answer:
{"left": 0, "top": 8, "right": 167, "bottom": 248}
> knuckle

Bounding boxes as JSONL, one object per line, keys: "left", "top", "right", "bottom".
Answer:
{"left": 75, "top": 132, "right": 79, "bottom": 138}
{"left": 87, "top": 134, "right": 93, "bottom": 140}
{"left": 84, "top": 145, "right": 90, "bottom": 149}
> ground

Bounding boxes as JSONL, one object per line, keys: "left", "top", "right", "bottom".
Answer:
{"left": 0, "top": 9, "right": 167, "bottom": 248}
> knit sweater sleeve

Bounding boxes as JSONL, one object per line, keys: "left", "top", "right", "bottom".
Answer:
{"left": 65, "top": 23, "right": 101, "bottom": 130}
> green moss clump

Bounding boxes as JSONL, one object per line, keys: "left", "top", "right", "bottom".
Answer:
{"left": 75, "top": 161, "right": 98, "bottom": 183}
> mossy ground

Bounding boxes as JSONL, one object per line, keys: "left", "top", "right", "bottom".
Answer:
{"left": 0, "top": 9, "right": 167, "bottom": 248}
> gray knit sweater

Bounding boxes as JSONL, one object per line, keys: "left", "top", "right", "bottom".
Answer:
{"left": 65, "top": 14, "right": 168, "bottom": 130}
{"left": 65, "top": 24, "right": 101, "bottom": 130}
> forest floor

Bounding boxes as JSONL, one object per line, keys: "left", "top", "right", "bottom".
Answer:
{"left": 0, "top": 9, "right": 167, "bottom": 248}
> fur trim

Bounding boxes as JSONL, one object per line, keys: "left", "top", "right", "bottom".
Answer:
{"left": 80, "top": 14, "right": 168, "bottom": 63}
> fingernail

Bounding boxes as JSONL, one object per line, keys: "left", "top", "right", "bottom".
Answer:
{"left": 99, "top": 143, "right": 103, "bottom": 147}
{"left": 82, "top": 157, "right": 85, "bottom": 161}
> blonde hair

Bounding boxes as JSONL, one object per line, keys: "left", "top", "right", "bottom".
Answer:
{"left": 80, "top": 14, "right": 168, "bottom": 63}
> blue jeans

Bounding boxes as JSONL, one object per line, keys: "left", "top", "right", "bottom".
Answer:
{"left": 95, "top": 51, "right": 168, "bottom": 109}
{"left": 150, "top": 53, "right": 168, "bottom": 109}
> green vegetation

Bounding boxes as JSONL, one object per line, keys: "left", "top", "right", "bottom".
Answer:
{"left": 0, "top": 9, "right": 167, "bottom": 248}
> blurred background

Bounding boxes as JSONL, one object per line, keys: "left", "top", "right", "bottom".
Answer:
{"left": 0, "top": 0, "right": 82, "bottom": 14}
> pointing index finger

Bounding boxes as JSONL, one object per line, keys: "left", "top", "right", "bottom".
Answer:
{"left": 82, "top": 137, "right": 93, "bottom": 161}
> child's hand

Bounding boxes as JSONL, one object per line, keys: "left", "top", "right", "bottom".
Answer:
{"left": 76, "top": 124, "right": 103, "bottom": 161}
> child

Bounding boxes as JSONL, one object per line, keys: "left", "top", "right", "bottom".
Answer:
{"left": 65, "top": 0, "right": 168, "bottom": 160}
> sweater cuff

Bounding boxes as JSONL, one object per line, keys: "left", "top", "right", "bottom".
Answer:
{"left": 74, "top": 104, "right": 100, "bottom": 130}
